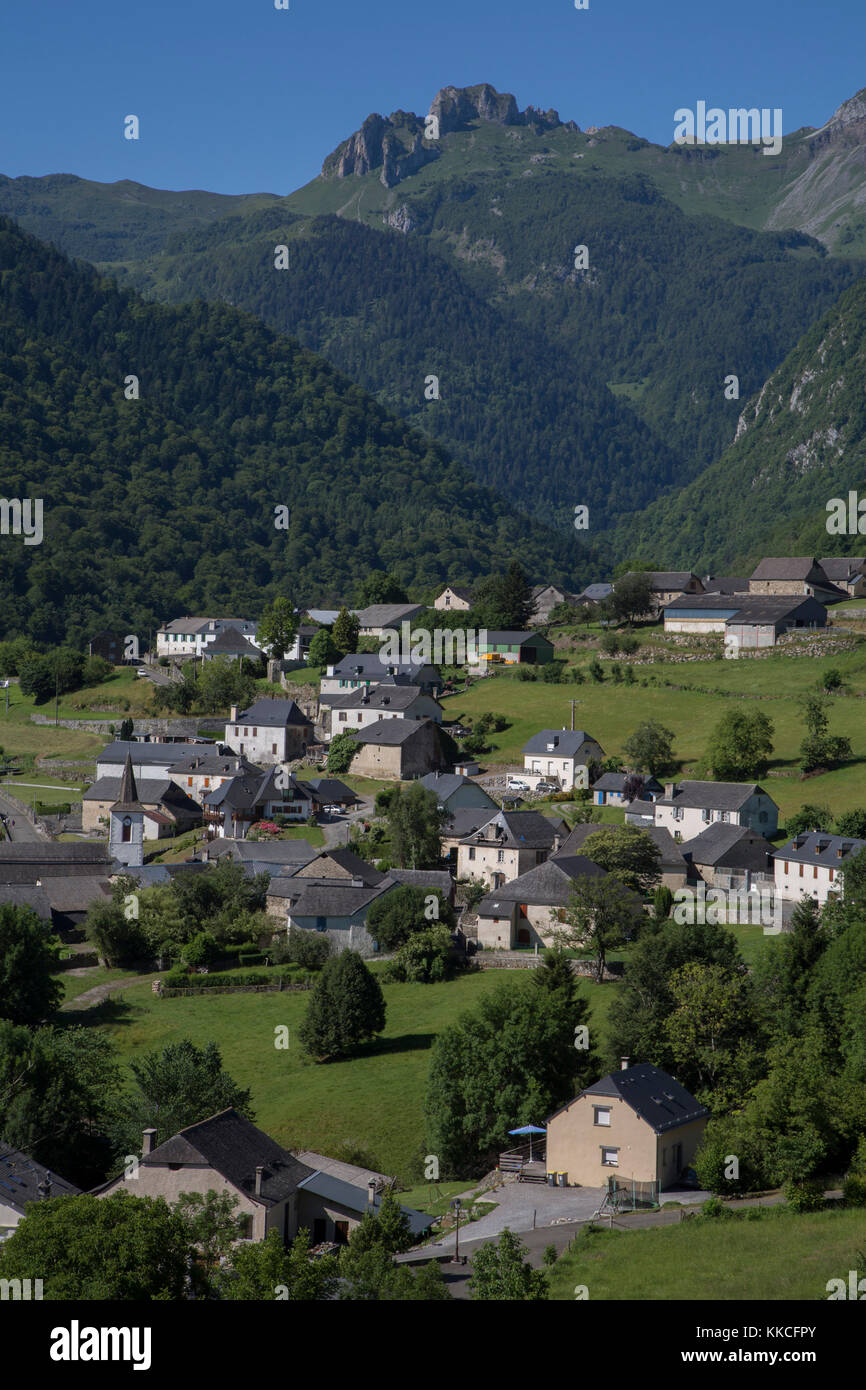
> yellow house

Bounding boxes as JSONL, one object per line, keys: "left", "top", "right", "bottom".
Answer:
{"left": 545, "top": 1062, "right": 709, "bottom": 1191}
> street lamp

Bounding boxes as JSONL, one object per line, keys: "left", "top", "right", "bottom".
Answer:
{"left": 450, "top": 1198, "right": 462, "bottom": 1263}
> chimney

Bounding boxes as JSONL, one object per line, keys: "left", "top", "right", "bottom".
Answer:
{"left": 664, "top": 782, "right": 675, "bottom": 799}
{"left": 142, "top": 1128, "right": 157, "bottom": 1156}
{"left": 367, "top": 1180, "right": 377, "bottom": 1209}
{"left": 255, "top": 1165, "right": 264, "bottom": 1196}
{"left": 621, "top": 1056, "right": 630, "bottom": 1071}
{"left": 230, "top": 705, "right": 238, "bottom": 722}
{"left": 553, "top": 833, "right": 562, "bottom": 853}
{"left": 37, "top": 1175, "right": 52, "bottom": 1200}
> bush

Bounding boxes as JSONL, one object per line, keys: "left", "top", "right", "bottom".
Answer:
{"left": 700, "top": 1197, "right": 734, "bottom": 1219}
{"left": 271, "top": 929, "right": 333, "bottom": 970}
{"left": 784, "top": 1178, "right": 825, "bottom": 1212}
{"left": 164, "top": 967, "right": 190, "bottom": 987}
{"left": 515, "top": 666, "right": 537, "bottom": 681}
{"left": 181, "top": 932, "right": 220, "bottom": 968}
{"left": 843, "top": 1173, "right": 866, "bottom": 1207}
{"left": 375, "top": 788, "right": 397, "bottom": 814}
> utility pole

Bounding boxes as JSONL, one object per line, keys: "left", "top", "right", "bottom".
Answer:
{"left": 567, "top": 699, "right": 580, "bottom": 732}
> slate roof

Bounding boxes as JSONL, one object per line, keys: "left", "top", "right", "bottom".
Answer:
{"left": 819, "top": 557, "right": 865, "bottom": 582}
{"left": 387, "top": 869, "right": 454, "bottom": 893}
{"left": 477, "top": 855, "right": 606, "bottom": 912}
{"left": 84, "top": 776, "right": 198, "bottom": 810}
{"left": 625, "top": 571, "right": 699, "bottom": 591}
{"left": 212, "top": 839, "right": 316, "bottom": 865}
{"left": 0, "top": 1149, "right": 81, "bottom": 1215}
{"left": 771, "top": 832, "right": 866, "bottom": 868}
{"left": 328, "top": 685, "right": 434, "bottom": 712}
{"left": 438, "top": 585, "right": 473, "bottom": 602}
{"left": 328, "top": 654, "right": 433, "bottom": 679}
{"left": 419, "top": 772, "right": 495, "bottom": 803}
{"left": 304, "top": 778, "right": 357, "bottom": 803}
{"left": 99, "top": 740, "right": 215, "bottom": 766}
{"left": 306, "top": 609, "right": 341, "bottom": 626}
{"left": 284, "top": 880, "right": 392, "bottom": 917}
{"left": 683, "top": 823, "right": 774, "bottom": 870}
{"left": 42, "top": 876, "right": 112, "bottom": 914}
{"left": 522, "top": 730, "right": 599, "bottom": 758}
{"left": 204, "top": 628, "right": 261, "bottom": 657}
{"left": 140, "top": 1109, "right": 315, "bottom": 1208}
{"left": 295, "top": 1172, "right": 430, "bottom": 1235}
{"left": 460, "top": 810, "right": 568, "bottom": 850}
{"left": 656, "top": 781, "right": 767, "bottom": 812}
{"left": 560, "top": 1063, "right": 709, "bottom": 1134}
{"left": 170, "top": 754, "right": 263, "bottom": 777}
{"left": 554, "top": 822, "right": 687, "bottom": 871}
{"left": 350, "top": 718, "right": 434, "bottom": 746}
{"left": 0, "top": 883, "right": 52, "bottom": 920}
{"left": 442, "top": 807, "right": 496, "bottom": 839}
{"left": 579, "top": 583, "right": 613, "bottom": 602}
{"left": 353, "top": 603, "right": 426, "bottom": 628}
{"left": 591, "top": 773, "right": 663, "bottom": 794}
{"left": 289, "top": 848, "right": 385, "bottom": 887}
{"left": 749, "top": 557, "right": 826, "bottom": 581}
{"left": 0, "top": 843, "right": 112, "bottom": 873}
{"left": 205, "top": 768, "right": 312, "bottom": 812}
{"left": 233, "top": 699, "right": 311, "bottom": 728}
{"left": 662, "top": 594, "right": 828, "bottom": 620}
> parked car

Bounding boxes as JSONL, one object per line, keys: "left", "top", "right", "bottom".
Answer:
{"left": 507, "top": 777, "right": 529, "bottom": 791}
{"left": 534, "top": 782, "right": 557, "bottom": 795}
{"left": 136, "top": 668, "right": 149, "bottom": 677}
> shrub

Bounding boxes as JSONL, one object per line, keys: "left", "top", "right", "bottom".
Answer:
{"left": 181, "top": 932, "right": 220, "bottom": 968}
{"left": 164, "top": 967, "right": 190, "bottom": 988}
{"left": 700, "top": 1197, "right": 734, "bottom": 1219}
{"left": 515, "top": 666, "right": 536, "bottom": 681}
{"left": 784, "top": 1179, "right": 826, "bottom": 1212}
{"left": 843, "top": 1173, "right": 866, "bottom": 1207}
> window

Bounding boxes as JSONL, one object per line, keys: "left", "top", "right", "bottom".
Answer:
{"left": 234, "top": 727, "right": 239, "bottom": 736}
{"left": 315, "top": 916, "right": 327, "bottom": 932}
{"left": 813, "top": 866, "right": 818, "bottom": 879}
{"left": 237, "top": 1214, "right": 253, "bottom": 1239}
{"left": 121, "top": 816, "right": 132, "bottom": 843}
{"left": 673, "top": 807, "right": 683, "bottom": 820}
{"left": 784, "top": 861, "right": 789, "bottom": 873}
{"left": 468, "top": 847, "right": 475, "bottom": 861}
{"left": 244, "top": 728, "right": 249, "bottom": 737}
{"left": 594, "top": 1107, "right": 611, "bottom": 1127}
{"left": 799, "top": 864, "right": 804, "bottom": 877}
{"left": 187, "top": 777, "right": 193, "bottom": 786}
{"left": 701, "top": 809, "right": 710, "bottom": 822}
{"left": 601, "top": 1147, "right": 619, "bottom": 1167}
{"left": 253, "top": 728, "right": 257, "bottom": 737}
{"left": 272, "top": 744, "right": 277, "bottom": 755}
{"left": 497, "top": 850, "right": 504, "bottom": 863}
{"left": 339, "top": 713, "right": 347, "bottom": 723}
{"left": 204, "top": 777, "right": 210, "bottom": 787}
{"left": 829, "top": 868, "right": 835, "bottom": 882}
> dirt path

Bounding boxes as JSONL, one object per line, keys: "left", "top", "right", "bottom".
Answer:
{"left": 60, "top": 973, "right": 157, "bottom": 1010}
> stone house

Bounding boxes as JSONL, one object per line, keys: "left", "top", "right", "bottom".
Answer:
{"left": 82, "top": 774, "right": 201, "bottom": 837}
{"left": 327, "top": 684, "right": 443, "bottom": 734}
{"left": 456, "top": 810, "right": 569, "bottom": 889}
{"left": 818, "top": 557, "right": 866, "bottom": 598}
{"left": 0, "top": 1150, "right": 81, "bottom": 1242}
{"left": 474, "top": 854, "right": 607, "bottom": 949}
{"left": 347, "top": 718, "right": 445, "bottom": 779}
{"left": 554, "top": 821, "right": 688, "bottom": 892}
{"left": 226, "top": 699, "right": 314, "bottom": 764}
{"left": 747, "top": 557, "right": 846, "bottom": 603}
{"left": 433, "top": 585, "right": 473, "bottom": 611}
{"left": 545, "top": 1062, "right": 709, "bottom": 1190}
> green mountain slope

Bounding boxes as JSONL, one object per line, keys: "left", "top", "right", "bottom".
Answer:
{"left": 615, "top": 277, "right": 866, "bottom": 571}
{"left": 0, "top": 218, "right": 589, "bottom": 647}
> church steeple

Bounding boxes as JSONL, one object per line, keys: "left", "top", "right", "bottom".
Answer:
{"left": 113, "top": 753, "right": 143, "bottom": 812}
{"left": 109, "top": 752, "right": 145, "bottom": 868}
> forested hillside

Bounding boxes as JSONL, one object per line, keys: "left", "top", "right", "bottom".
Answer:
{"left": 0, "top": 218, "right": 589, "bottom": 647}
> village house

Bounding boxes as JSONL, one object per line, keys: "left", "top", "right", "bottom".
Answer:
{"left": 0, "top": 842, "right": 114, "bottom": 935}
{"left": 622, "top": 571, "right": 705, "bottom": 617}
{"left": 203, "top": 767, "right": 313, "bottom": 839}
{"left": 701, "top": 575, "right": 751, "bottom": 595}
{"left": 353, "top": 603, "right": 427, "bottom": 638}
{"left": 320, "top": 655, "right": 443, "bottom": 699}
{"left": 225, "top": 699, "right": 314, "bottom": 764}
{"left": 772, "top": 831, "right": 866, "bottom": 906}
{"left": 530, "top": 585, "right": 581, "bottom": 624}
{"left": 682, "top": 823, "right": 775, "bottom": 891}
{"left": 433, "top": 585, "right": 473, "bottom": 611}
{"left": 477, "top": 630, "right": 555, "bottom": 665}
{"left": 167, "top": 752, "right": 264, "bottom": 805}
{"left": 326, "top": 683, "right": 443, "bottom": 734}
{"left": 545, "top": 1061, "right": 709, "bottom": 1191}
{"left": 576, "top": 583, "right": 613, "bottom": 606}
{"left": 818, "top": 556, "right": 866, "bottom": 598}
{"left": 522, "top": 729, "right": 604, "bottom": 791}
{"left": 418, "top": 771, "right": 499, "bottom": 816}
{"left": 554, "top": 821, "right": 688, "bottom": 892}
{"left": 199, "top": 627, "right": 263, "bottom": 664}
{"left": 591, "top": 773, "right": 663, "bottom": 807}
{"left": 303, "top": 777, "right": 358, "bottom": 810}
{"left": 82, "top": 774, "right": 201, "bottom": 838}
{"left": 653, "top": 781, "right": 779, "bottom": 843}
{"left": 207, "top": 838, "right": 317, "bottom": 875}
{"left": 155, "top": 616, "right": 261, "bottom": 660}
{"left": 87, "top": 630, "right": 130, "bottom": 665}
{"left": 96, "top": 1109, "right": 428, "bottom": 1247}
{"left": 347, "top": 718, "right": 446, "bottom": 780}
{"left": 456, "top": 810, "right": 569, "bottom": 889}
{"left": 661, "top": 593, "right": 828, "bottom": 646}
{"left": 96, "top": 739, "right": 220, "bottom": 782}
{"left": 747, "top": 557, "right": 846, "bottom": 604}
{"left": 473, "top": 854, "right": 607, "bottom": 949}
{"left": 0, "top": 1150, "right": 81, "bottom": 1242}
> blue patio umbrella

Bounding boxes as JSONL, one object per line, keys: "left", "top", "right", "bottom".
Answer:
{"left": 508, "top": 1124, "right": 546, "bottom": 1162}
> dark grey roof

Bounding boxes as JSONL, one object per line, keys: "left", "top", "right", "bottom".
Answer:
{"left": 554, "top": 822, "right": 687, "bottom": 870}
{"left": 522, "top": 730, "right": 599, "bottom": 757}
{"left": 99, "top": 740, "right": 214, "bottom": 765}
{"left": 288, "top": 848, "right": 385, "bottom": 887}
{"left": 661, "top": 594, "right": 828, "bottom": 620}
{"left": 170, "top": 754, "right": 263, "bottom": 777}
{"left": 419, "top": 772, "right": 495, "bottom": 802}
{"left": 683, "top": 823, "right": 774, "bottom": 870}
{"left": 0, "top": 883, "right": 52, "bottom": 920}
{"left": 350, "top": 718, "right": 434, "bottom": 746}
{"left": 0, "top": 842, "right": 112, "bottom": 870}
{"left": 354, "top": 603, "right": 426, "bottom": 628}
{"left": 819, "top": 557, "right": 865, "bottom": 581}
{"left": 725, "top": 598, "right": 830, "bottom": 624}
{"left": 591, "top": 773, "right": 660, "bottom": 793}
{"left": 771, "top": 832, "right": 866, "bottom": 868}
{"left": 328, "top": 685, "right": 436, "bottom": 712}
{"left": 442, "top": 807, "right": 496, "bottom": 839}
{"left": 477, "top": 855, "right": 606, "bottom": 913}
{"left": 212, "top": 839, "right": 316, "bottom": 865}
{"left": 84, "top": 776, "right": 198, "bottom": 809}
{"left": 0, "top": 1149, "right": 81, "bottom": 1214}
{"left": 579, "top": 583, "right": 613, "bottom": 601}
{"left": 205, "top": 768, "right": 312, "bottom": 812}
{"left": 387, "top": 869, "right": 453, "bottom": 892}
{"left": 438, "top": 585, "right": 473, "bottom": 602}
{"left": 304, "top": 778, "right": 357, "bottom": 803}
{"left": 285, "top": 880, "right": 392, "bottom": 917}
{"left": 328, "top": 654, "right": 436, "bottom": 680}
{"left": 460, "top": 810, "right": 568, "bottom": 850}
{"left": 484, "top": 630, "right": 551, "bottom": 644}
{"left": 749, "top": 557, "right": 825, "bottom": 581}
{"left": 625, "top": 571, "right": 699, "bottom": 590}
{"left": 141, "top": 1109, "right": 315, "bottom": 1208}
{"left": 295, "top": 1171, "right": 431, "bottom": 1235}
{"left": 657, "top": 781, "right": 766, "bottom": 812}
{"left": 204, "top": 628, "right": 262, "bottom": 657}
{"left": 550, "top": 1063, "right": 708, "bottom": 1134}
{"left": 42, "top": 876, "right": 112, "bottom": 914}
{"left": 233, "top": 699, "right": 311, "bottom": 728}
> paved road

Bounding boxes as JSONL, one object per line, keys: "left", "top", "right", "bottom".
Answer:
{"left": 0, "top": 788, "right": 44, "bottom": 841}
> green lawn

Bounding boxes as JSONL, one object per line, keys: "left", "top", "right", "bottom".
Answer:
{"left": 449, "top": 642, "right": 866, "bottom": 821}
{"left": 55, "top": 965, "right": 140, "bottom": 1003}
{"left": 67, "top": 965, "right": 617, "bottom": 1183}
{"left": 548, "top": 1206, "right": 866, "bottom": 1300}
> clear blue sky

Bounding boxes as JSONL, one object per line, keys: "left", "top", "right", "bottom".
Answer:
{"left": 1, "top": 0, "right": 863, "bottom": 195}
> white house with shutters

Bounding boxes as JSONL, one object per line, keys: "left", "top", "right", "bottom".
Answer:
{"left": 521, "top": 730, "right": 604, "bottom": 791}
{"left": 772, "top": 831, "right": 866, "bottom": 906}
{"left": 653, "top": 781, "right": 779, "bottom": 843}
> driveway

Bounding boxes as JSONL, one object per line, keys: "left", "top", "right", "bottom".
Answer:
{"left": 0, "top": 789, "right": 44, "bottom": 841}
{"left": 417, "top": 1180, "right": 609, "bottom": 1256}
